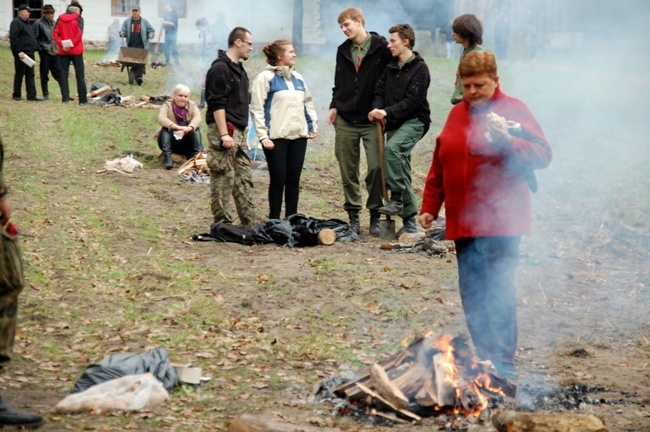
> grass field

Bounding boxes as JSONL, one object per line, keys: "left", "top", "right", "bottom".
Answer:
{"left": 0, "top": 44, "right": 648, "bottom": 431}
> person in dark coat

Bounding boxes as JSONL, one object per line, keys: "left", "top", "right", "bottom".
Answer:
{"left": 9, "top": 4, "right": 43, "bottom": 101}
{"left": 32, "top": 4, "right": 63, "bottom": 100}
{"left": 329, "top": 7, "right": 392, "bottom": 236}
{"left": 369, "top": 23, "right": 431, "bottom": 235}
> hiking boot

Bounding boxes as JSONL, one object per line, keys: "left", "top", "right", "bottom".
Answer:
{"left": 369, "top": 210, "right": 380, "bottom": 237}
{"left": 348, "top": 210, "right": 361, "bottom": 235}
{"left": 378, "top": 192, "right": 403, "bottom": 216}
{"left": 0, "top": 397, "right": 43, "bottom": 428}
{"left": 396, "top": 216, "right": 418, "bottom": 236}
{"left": 163, "top": 153, "right": 173, "bottom": 170}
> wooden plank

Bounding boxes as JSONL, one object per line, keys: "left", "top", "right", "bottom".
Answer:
{"left": 369, "top": 363, "right": 409, "bottom": 409}
{"left": 228, "top": 413, "right": 342, "bottom": 432}
{"left": 356, "top": 382, "right": 421, "bottom": 422}
{"left": 433, "top": 353, "right": 457, "bottom": 407}
{"left": 492, "top": 411, "right": 608, "bottom": 432}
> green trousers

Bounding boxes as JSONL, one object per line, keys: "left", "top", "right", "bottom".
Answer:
{"left": 206, "top": 123, "right": 259, "bottom": 226}
{"left": 333, "top": 117, "right": 384, "bottom": 213}
{"left": 384, "top": 119, "right": 425, "bottom": 219}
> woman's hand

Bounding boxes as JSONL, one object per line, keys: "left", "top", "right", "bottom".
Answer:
{"left": 486, "top": 122, "right": 512, "bottom": 150}
{"left": 308, "top": 132, "right": 317, "bottom": 139}
{"left": 261, "top": 138, "right": 274, "bottom": 150}
{"left": 419, "top": 212, "right": 435, "bottom": 229}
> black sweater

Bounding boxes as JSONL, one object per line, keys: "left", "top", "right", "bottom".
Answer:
{"left": 10, "top": 17, "right": 38, "bottom": 56}
{"left": 372, "top": 52, "right": 431, "bottom": 136}
{"left": 205, "top": 50, "right": 250, "bottom": 130}
{"left": 330, "top": 32, "right": 392, "bottom": 125}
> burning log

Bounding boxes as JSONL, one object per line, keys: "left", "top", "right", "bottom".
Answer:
{"left": 414, "top": 376, "right": 437, "bottom": 407}
{"left": 228, "top": 413, "right": 343, "bottom": 432}
{"left": 390, "top": 362, "right": 429, "bottom": 399}
{"left": 433, "top": 353, "right": 457, "bottom": 407}
{"left": 355, "top": 382, "right": 421, "bottom": 422}
{"left": 491, "top": 410, "right": 608, "bottom": 432}
{"left": 456, "top": 382, "right": 484, "bottom": 414}
{"left": 369, "top": 363, "right": 409, "bottom": 409}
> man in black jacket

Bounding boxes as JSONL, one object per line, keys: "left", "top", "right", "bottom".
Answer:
{"left": 33, "top": 4, "right": 62, "bottom": 100}
{"left": 9, "top": 5, "right": 43, "bottom": 102}
{"left": 205, "top": 27, "right": 259, "bottom": 227}
{"left": 369, "top": 23, "right": 431, "bottom": 235}
{"left": 328, "top": 7, "right": 392, "bottom": 236}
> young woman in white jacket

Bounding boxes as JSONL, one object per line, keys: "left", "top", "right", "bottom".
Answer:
{"left": 250, "top": 39, "right": 318, "bottom": 219}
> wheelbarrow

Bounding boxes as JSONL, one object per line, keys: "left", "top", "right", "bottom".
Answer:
{"left": 117, "top": 46, "right": 148, "bottom": 85}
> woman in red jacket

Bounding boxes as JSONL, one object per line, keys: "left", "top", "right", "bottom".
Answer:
{"left": 419, "top": 50, "right": 552, "bottom": 379}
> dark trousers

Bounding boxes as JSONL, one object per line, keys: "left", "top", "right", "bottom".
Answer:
{"left": 12, "top": 53, "right": 36, "bottom": 100}
{"left": 60, "top": 55, "right": 87, "bottom": 103}
{"left": 263, "top": 138, "right": 307, "bottom": 219}
{"left": 37, "top": 51, "right": 62, "bottom": 98}
{"left": 455, "top": 236, "right": 521, "bottom": 372}
{"left": 163, "top": 31, "right": 179, "bottom": 65}
{"left": 158, "top": 127, "right": 203, "bottom": 160}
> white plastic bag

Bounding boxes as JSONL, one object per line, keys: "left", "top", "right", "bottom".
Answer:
{"left": 55, "top": 373, "right": 169, "bottom": 413}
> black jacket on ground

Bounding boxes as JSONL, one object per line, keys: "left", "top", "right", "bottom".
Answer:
{"left": 10, "top": 16, "right": 38, "bottom": 56}
{"left": 330, "top": 32, "right": 392, "bottom": 125}
{"left": 372, "top": 52, "right": 431, "bottom": 136}
{"left": 205, "top": 50, "right": 250, "bottom": 131}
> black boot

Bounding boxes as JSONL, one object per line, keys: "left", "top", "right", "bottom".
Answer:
{"left": 348, "top": 210, "right": 361, "bottom": 235}
{"left": 396, "top": 216, "right": 418, "bottom": 236}
{"left": 378, "top": 191, "right": 403, "bottom": 216}
{"left": 164, "top": 153, "right": 173, "bottom": 169}
{"left": 159, "top": 130, "right": 174, "bottom": 169}
{"left": 369, "top": 210, "right": 380, "bottom": 236}
{"left": 0, "top": 397, "right": 43, "bottom": 428}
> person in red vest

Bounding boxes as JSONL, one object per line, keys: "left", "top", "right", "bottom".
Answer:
{"left": 52, "top": 4, "right": 89, "bottom": 105}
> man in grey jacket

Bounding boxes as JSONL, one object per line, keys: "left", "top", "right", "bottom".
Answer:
{"left": 119, "top": 5, "right": 155, "bottom": 85}
{"left": 33, "top": 4, "right": 62, "bottom": 100}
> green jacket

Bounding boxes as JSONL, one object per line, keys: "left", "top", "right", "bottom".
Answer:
{"left": 450, "top": 43, "right": 484, "bottom": 105}
{"left": 121, "top": 17, "right": 155, "bottom": 48}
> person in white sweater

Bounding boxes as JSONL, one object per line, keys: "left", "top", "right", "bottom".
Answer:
{"left": 250, "top": 39, "right": 318, "bottom": 220}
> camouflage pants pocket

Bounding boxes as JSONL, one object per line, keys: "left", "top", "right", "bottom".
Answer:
{"left": 0, "top": 224, "right": 24, "bottom": 296}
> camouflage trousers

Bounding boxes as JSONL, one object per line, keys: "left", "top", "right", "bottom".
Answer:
{"left": 206, "top": 123, "right": 259, "bottom": 226}
{"left": 0, "top": 223, "right": 25, "bottom": 365}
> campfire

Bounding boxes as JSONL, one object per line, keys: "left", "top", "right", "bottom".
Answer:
{"left": 332, "top": 333, "right": 516, "bottom": 423}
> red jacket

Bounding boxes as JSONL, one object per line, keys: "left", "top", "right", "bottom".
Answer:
{"left": 420, "top": 88, "right": 552, "bottom": 240}
{"left": 52, "top": 12, "right": 83, "bottom": 56}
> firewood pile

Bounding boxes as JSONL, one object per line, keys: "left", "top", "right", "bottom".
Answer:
{"left": 93, "top": 60, "right": 121, "bottom": 67}
{"left": 380, "top": 220, "right": 454, "bottom": 257}
{"left": 331, "top": 334, "right": 516, "bottom": 424}
{"left": 177, "top": 151, "right": 210, "bottom": 183}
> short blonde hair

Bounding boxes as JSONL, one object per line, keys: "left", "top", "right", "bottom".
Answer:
{"left": 337, "top": 7, "right": 365, "bottom": 26}
{"left": 458, "top": 50, "right": 497, "bottom": 79}
{"left": 173, "top": 84, "right": 190, "bottom": 96}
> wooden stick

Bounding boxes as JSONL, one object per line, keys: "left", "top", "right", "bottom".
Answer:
{"left": 356, "top": 382, "right": 421, "bottom": 422}
{"left": 369, "top": 364, "right": 409, "bottom": 409}
{"left": 376, "top": 121, "right": 388, "bottom": 201}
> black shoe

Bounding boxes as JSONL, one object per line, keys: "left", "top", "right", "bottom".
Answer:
{"left": 164, "top": 153, "right": 173, "bottom": 170}
{"left": 348, "top": 211, "right": 361, "bottom": 235}
{"left": 369, "top": 211, "right": 381, "bottom": 236}
{"left": 136, "top": 77, "right": 143, "bottom": 86}
{"left": 12, "top": 97, "right": 22, "bottom": 101}
{"left": 43, "top": 95, "right": 50, "bottom": 100}
{"left": 396, "top": 216, "right": 418, "bottom": 236}
{"left": 27, "top": 97, "right": 46, "bottom": 102}
{"left": 79, "top": 101, "right": 92, "bottom": 106}
{"left": 0, "top": 397, "right": 43, "bottom": 428}
{"left": 68, "top": 96, "right": 75, "bottom": 101}
{"left": 378, "top": 192, "right": 403, "bottom": 216}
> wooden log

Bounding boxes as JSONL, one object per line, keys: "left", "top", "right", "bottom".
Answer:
{"left": 87, "top": 85, "right": 111, "bottom": 98}
{"left": 432, "top": 353, "right": 457, "bottom": 407}
{"left": 492, "top": 410, "right": 608, "bottom": 432}
{"left": 369, "top": 363, "right": 409, "bottom": 409}
{"left": 390, "top": 362, "right": 429, "bottom": 399}
{"left": 414, "top": 376, "right": 437, "bottom": 407}
{"left": 457, "top": 382, "right": 483, "bottom": 413}
{"left": 228, "top": 413, "right": 343, "bottom": 432}
{"left": 317, "top": 228, "right": 336, "bottom": 245}
{"left": 398, "top": 231, "right": 425, "bottom": 244}
{"left": 355, "top": 382, "right": 421, "bottom": 422}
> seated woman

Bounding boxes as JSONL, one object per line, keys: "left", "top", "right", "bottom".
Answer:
{"left": 157, "top": 84, "right": 203, "bottom": 169}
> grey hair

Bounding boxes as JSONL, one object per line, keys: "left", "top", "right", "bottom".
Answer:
{"left": 68, "top": 6, "right": 80, "bottom": 13}
{"left": 173, "top": 84, "right": 190, "bottom": 96}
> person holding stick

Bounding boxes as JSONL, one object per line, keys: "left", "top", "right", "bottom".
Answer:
{"left": 419, "top": 50, "right": 552, "bottom": 378}
{"left": 369, "top": 23, "right": 431, "bottom": 235}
